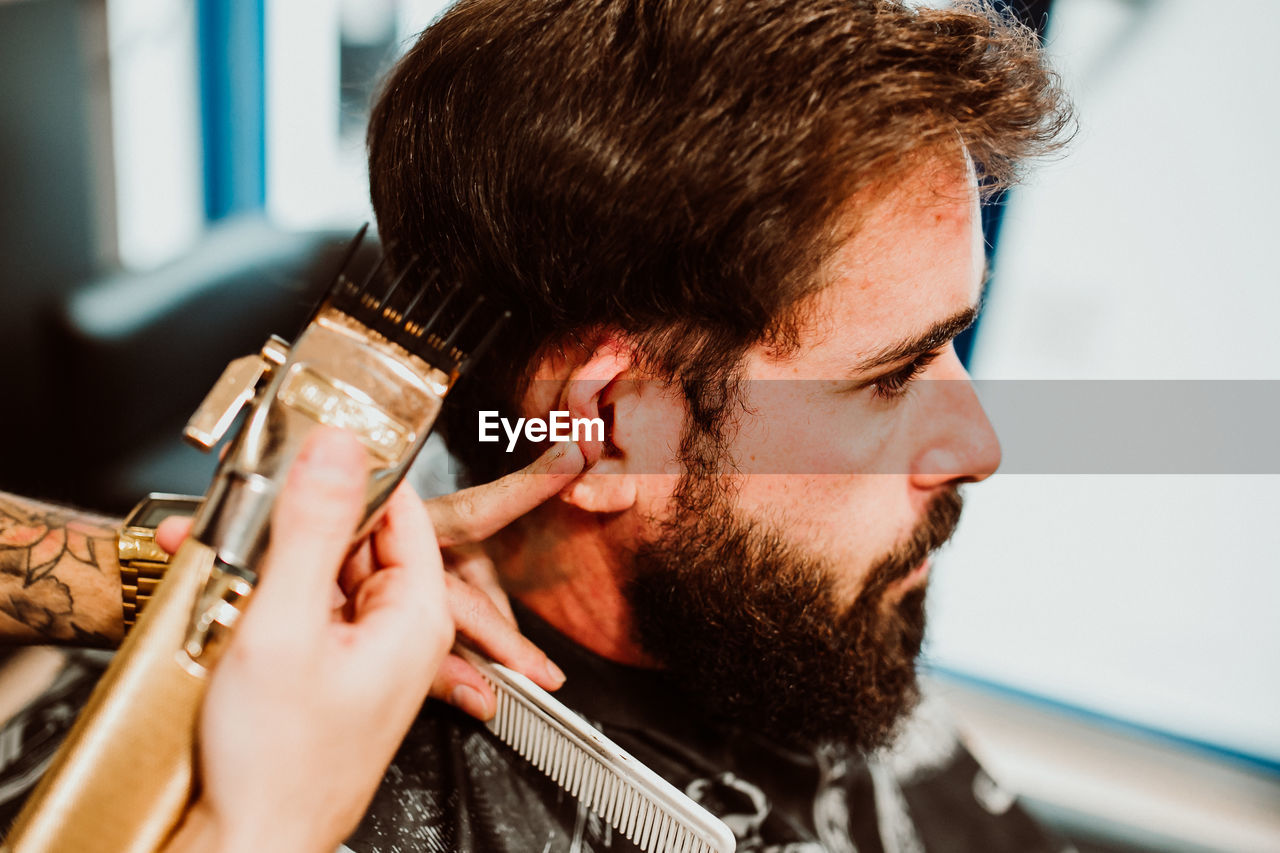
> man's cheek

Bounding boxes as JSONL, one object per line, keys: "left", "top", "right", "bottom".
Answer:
{"left": 630, "top": 473, "right": 685, "bottom": 522}
{"left": 732, "top": 478, "right": 851, "bottom": 549}
{"left": 739, "top": 473, "right": 888, "bottom": 537}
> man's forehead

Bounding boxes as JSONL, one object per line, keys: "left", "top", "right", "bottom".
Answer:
{"left": 794, "top": 160, "right": 984, "bottom": 369}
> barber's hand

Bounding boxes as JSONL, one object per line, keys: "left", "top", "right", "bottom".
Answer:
{"left": 157, "top": 440, "right": 584, "bottom": 724}
{"left": 383, "top": 440, "right": 583, "bottom": 719}
{"left": 165, "top": 428, "right": 454, "bottom": 852}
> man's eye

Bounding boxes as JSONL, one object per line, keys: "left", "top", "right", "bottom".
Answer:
{"left": 867, "top": 352, "right": 940, "bottom": 401}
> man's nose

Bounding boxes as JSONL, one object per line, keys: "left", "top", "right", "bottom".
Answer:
{"left": 908, "top": 350, "right": 1002, "bottom": 489}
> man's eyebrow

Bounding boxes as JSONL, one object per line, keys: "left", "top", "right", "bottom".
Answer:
{"left": 855, "top": 305, "right": 979, "bottom": 371}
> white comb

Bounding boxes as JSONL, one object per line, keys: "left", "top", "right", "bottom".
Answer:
{"left": 461, "top": 651, "right": 735, "bottom": 853}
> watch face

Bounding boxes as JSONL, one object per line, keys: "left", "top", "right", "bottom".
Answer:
{"left": 130, "top": 498, "right": 199, "bottom": 529}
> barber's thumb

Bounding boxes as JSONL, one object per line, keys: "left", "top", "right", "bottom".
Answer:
{"left": 258, "top": 428, "right": 369, "bottom": 617}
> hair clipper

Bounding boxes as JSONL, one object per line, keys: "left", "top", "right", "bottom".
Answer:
{"left": 3, "top": 226, "right": 505, "bottom": 853}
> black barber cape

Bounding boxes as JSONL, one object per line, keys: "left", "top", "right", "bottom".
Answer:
{"left": 0, "top": 611, "right": 1064, "bottom": 852}
{"left": 347, "top": 605, "right": 1064, "bottom": 853}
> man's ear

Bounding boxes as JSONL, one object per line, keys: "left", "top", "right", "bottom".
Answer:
{"left": 550, "top": 337, "right": 641, "bottom": 514}
{"left": 560, "top": 338, "right": 631, "bottom": 467}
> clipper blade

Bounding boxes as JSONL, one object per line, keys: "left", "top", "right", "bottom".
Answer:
{"left": 318, "top": 225, "right": 509, "bottom": 379}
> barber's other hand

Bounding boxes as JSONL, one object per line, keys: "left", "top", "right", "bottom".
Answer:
{"left": 386, "top": 440, "right": 583, "bottom": 719}
{"left": 157, "top": 440, "right": 584, "bottom": 724}
{"left": 166, "top": 428, "right": 454, "bottom": 852}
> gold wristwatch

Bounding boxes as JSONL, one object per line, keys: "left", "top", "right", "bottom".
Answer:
{"left": 117, "top": 493, "right": 202, "bottom": 631}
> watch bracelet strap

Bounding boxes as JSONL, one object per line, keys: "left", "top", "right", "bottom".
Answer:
{"left": 117, "top": 494, "right": 202, "bottom": 632}
{"left": 120, "top": 559, "right": 171, "bottom": 629}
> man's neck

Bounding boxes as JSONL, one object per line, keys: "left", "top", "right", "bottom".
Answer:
{"left": 496, "top": 506, "right": 657, "bottom": 668}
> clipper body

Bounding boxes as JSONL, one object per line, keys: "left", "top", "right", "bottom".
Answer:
{"left": 1, "top": 538, "right": 215, "bottom": 853}
{"left": 181, "top": 306, "right": 451, "bottom": 672}
{"left": 194, "top": 307, "right": 450, "bottom": 576}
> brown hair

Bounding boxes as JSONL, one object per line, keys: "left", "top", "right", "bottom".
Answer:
{"left": 367, "top": 0, "right": 1071, "bottom": 485}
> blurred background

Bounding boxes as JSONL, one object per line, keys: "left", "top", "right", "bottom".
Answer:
{"left": 0, "top": 0, "right": 1276, "bottom": 850}
{"left": 923, "top": 2, "right": 1280, "bottom": 852}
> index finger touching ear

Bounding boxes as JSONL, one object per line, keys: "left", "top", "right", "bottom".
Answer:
{"left": 427, "top": 441, "right": 584, "bottom": 546}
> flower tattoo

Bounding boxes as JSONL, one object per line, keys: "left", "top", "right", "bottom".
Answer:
{"left": 0, "top": 495, "right": 116, "bottom": 643}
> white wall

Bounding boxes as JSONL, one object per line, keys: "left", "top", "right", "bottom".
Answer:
{"left": 106, "top": 0, "right": 204, "bottom": 270}
{"left": 926, "top": 0, "right": 1280, "bottom": 761}
{"left": 264, "top": 0, "right": 454, "bottom": 230}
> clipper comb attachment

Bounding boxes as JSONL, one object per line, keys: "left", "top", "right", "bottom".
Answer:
{"left": 186, "top": 226, "right": 506, "bottom": 453}
{"left": 321, "top": 225, "right": 509, "bottom": 379}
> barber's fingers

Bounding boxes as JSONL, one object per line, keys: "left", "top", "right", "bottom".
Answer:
{"left": 161, "top": 437, "right": 581, "bottom": 557}
{"left": 448, "top": 544, "right": 516, "bottom": 624}
{"left": 445, "top": 575, "right": 562, "bottom": 688}
{"left": 338, "top": 539, "right": 375, "bottom": 601}
{"left": 348, "top": 484, "right": 447, "bottom": 628}
{"left": 428, "top": 654, "right": 499, "bottom": 720}
{"left": 342, "top": 484, "right": 454, "bottom": 687}
{"left": 253, "top": 428, "right": 369, "bottom": 627}
{"left": 341, "top": 540, "right": 514, "bottom": 626}
{"left": 368, "top": 484, "right": 445, "bottom": 587}
{"left": 426, "top": 441, "right": 583, "bottom": 546}
{"left": 155, "top": 516, "right": 193, "bottom": 554}
{"left": 342, "top": 564, "right": 453, "bottom": 688}
{"left": 427, "top": 639, "right": 565, "bottom": 722}
{"left": 425, "top": 573, "right": 564, "bottom": 721}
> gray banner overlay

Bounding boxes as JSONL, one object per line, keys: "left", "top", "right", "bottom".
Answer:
{"left": 457, "top": 380, "right": 1280, "bottom": 475}
{"left": 972, "top": 380, "right": 1280, "bottom": 474}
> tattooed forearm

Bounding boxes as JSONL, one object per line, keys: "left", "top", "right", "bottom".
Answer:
{"left": 0, "top": 492, "right": 123, "bottom": 646}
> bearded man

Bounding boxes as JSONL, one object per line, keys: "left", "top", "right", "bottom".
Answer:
{"left": 340, "top": 0, "right": 1073, "bottom": 849}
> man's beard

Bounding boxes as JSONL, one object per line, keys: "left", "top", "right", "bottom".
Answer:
{"left": 625, "top": 479, "right": 963, "bottom": 753}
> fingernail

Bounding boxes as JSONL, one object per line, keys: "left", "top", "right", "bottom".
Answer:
{"left": 451, "top": 685, "right": 492, "bottom": 720}
{"left": 548, "top": 441, "right": 584, "bottom": 476}
{"left": 544, "top": 658, "right": 566, "bottom": 688}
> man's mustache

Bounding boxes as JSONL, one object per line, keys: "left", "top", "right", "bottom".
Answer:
{"left": 868, "top": 489, "right": 965, "bottom": 592}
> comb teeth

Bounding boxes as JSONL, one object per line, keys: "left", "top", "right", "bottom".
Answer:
{"left": 470, "top": 657, "right": 734, "bottom": 853}
{"left": 318, "top": 226, "right": 507, "bottom": 377}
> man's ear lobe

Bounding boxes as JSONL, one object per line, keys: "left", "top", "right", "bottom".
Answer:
{"left": 558, "top": 467, "right": 639, "bottom": 514}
